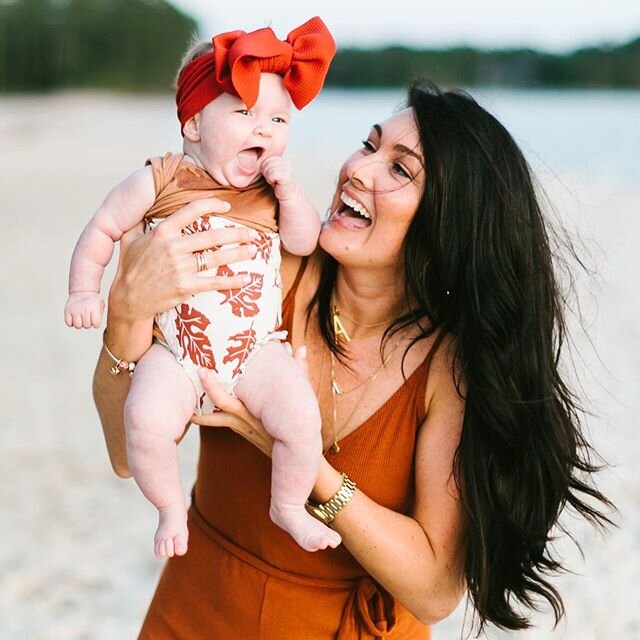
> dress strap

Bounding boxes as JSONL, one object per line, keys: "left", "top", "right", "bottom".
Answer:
{"left": 279, "top": 255, "right": 308, "bottom": 335}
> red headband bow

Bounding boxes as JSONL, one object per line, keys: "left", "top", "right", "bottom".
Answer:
{"left": 176, "top": 16, "right": 336, "bottom": 132}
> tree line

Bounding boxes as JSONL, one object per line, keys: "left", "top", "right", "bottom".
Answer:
{"left": 327, "top": 39, "right": 640, "bottom": 88}
{"left": 1, "top": 0, "right": 638, "bottom": 92}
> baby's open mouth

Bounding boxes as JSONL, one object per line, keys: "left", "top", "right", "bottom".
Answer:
{"left": 237, "top": 147, "right": 264, "bottom": 173}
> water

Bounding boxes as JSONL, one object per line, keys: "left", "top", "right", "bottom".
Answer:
{"left": 289, "top": 87, "right": 640, "bottom": 189}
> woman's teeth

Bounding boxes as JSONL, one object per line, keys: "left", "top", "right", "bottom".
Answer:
{"left": 340, "top": 192, "right": 371, "bottom": 219}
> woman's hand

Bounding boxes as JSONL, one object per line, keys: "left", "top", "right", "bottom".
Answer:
{"left": 192, "top": 346, "right": 310, "bottom": 457}
{"left": 109, "top": 198, "right": 259, "bottom": 324}
{"left": 193, "top": 367, "right": 274, "bottom": 457}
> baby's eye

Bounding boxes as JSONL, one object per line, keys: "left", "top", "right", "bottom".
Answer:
{"left": 236, "top": 109, "right": 250, "bottom": 116}
{"left": 361, "top": 139, "right": 376, "bottom": 152}
{"left": 272, "top": 116, "right": 288, "bottom": 124}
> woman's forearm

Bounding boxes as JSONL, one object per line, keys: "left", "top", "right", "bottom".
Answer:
{"left": 93, "top": 310, "right": 153, "bottom": 478}
{"left": 93, "top": 345, "right": 132, "bottom": 477}
{"left": 313, "top": 459, "right": 466, "bottom": 625}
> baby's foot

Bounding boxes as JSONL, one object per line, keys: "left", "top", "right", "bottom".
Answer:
{"left": 270, "top": 503, "right": 342, "bottom": 552}
{"left": 154, "top": 503, "right": 188, "bottom": 558}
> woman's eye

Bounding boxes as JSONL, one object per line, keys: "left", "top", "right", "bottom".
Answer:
{"left": 393, "top": 163, "right": 410, "bottom": 179}
{"left": 361, "top": 139, "right": 376, "bottom": 152}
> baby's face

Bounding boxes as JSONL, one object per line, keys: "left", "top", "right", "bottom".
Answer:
{"left": 189, "top": 73, "right": 292, "bottom": 188}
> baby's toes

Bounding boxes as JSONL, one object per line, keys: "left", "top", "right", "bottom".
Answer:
{"left": 174, "top": 533, "right": 188, "bottom": 556}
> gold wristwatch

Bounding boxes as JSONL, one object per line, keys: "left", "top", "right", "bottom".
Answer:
{"left": 305, "top": 473, "right": 356, "bottom": 526}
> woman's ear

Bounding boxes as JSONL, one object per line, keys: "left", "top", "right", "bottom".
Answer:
{"left": 183, "top": 114, "right": 201, "bottom": 142}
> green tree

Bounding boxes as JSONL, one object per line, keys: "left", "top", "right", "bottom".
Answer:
{"left": 0, "top": 0, "right": 198, "bottom": 91}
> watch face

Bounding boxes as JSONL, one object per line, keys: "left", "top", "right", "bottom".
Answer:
{"left": 307, "top": 504, "right": 329, "bottom": 525}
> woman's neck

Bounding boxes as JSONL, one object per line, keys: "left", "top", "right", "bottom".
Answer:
{"left": 333, "top": 267, "right": 408, "bottom": 339}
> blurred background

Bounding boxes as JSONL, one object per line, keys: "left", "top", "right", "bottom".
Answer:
{"left": 0, "top": 1, "right": 638, "bottom": 638}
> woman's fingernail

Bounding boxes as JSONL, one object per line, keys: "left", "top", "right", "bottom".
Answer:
{"left": 248, "top": 230, "right": 260, "bottom": 240}
{"left": 242, "top": 274, "right": 252, "bottom": 284}
{"left": 298, "top": 346, "right": 307, "bottom": 359}
{"left": 198, "top": 367, "right": 209, "bottom": 379}
{"left": 248, "top": 245, "right": 258, "bottom": 255}
{"left": 223, "top": 202, "right": 231, "bottom": 211}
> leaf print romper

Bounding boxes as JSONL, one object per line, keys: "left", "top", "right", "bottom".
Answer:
{"left": 144, "top": 152, "right": 285, "bottom": 413}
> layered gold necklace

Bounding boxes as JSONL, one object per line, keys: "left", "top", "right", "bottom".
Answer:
{"left": 327, "top": 297, "right": 402, "bottom": 454}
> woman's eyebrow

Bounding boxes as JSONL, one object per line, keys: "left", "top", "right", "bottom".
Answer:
{"left": 373, "top": 123, "right": 422, "bottom": 163}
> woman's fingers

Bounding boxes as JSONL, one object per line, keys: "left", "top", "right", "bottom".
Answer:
{"left": 191, "top": 272, "right": 252, "bottom": 295}
{"left": 293, "top": 346, "right": 309, "bottom": 377}
{"left": 181, "top": 226, "right": 259, "bottom": 254}
{"left": 157, "top": 198, "right": 231, "bottom": 235}
{"left": 195, "top": 369, "right": 274, "bottom": 456}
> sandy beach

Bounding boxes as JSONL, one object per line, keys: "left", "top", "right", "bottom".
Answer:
{"left": 0, "top": 92, "right": 638, "bottom": 639}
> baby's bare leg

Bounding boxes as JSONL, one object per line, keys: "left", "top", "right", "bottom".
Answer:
{"left": 235, "top": 342, "right": 341, "bottom": 552}
{"left": 125, "top": 343, "right": 196, "bottom": 558}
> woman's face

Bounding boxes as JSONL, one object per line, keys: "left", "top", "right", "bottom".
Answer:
{"left": 320, "top": 108, "right": 425, "bottom": 270}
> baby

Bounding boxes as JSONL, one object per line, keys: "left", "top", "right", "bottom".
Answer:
{"left": 65, "top": 17, "right": 340, "bottom": 557}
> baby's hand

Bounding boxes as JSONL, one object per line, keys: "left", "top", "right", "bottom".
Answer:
{"left": 64, "top": 292, "right": 104, "bottom": 329}
{"left": 261, "top": 156, "right": 297, "bottom": 202}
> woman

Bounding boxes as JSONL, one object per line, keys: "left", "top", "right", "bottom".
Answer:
{"left": 94, "top": 82, "right": 612, "bottom": 638}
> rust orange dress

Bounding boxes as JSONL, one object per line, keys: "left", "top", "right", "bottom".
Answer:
{"left": 139, "top": 262, "right": 440, "bottom": 639}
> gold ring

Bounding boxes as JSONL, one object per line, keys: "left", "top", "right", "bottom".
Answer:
{"left": 195, "top": 252, "right": 208, "bottom": 273}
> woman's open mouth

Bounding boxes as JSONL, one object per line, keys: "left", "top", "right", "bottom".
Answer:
{"left": 328, "top": 192, "right": 372, "bottom": 229}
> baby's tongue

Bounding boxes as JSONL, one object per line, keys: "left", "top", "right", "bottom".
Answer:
{"left": 237, "top": 148, "right": 259, "bottom": 174}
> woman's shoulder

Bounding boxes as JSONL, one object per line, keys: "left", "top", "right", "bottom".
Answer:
{"left": 423, "top": 331, "right": 464, "bottom": 419}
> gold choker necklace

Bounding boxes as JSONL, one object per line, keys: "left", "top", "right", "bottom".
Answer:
{"left": 331, "top": 297, "right": 397, "bottom": 344}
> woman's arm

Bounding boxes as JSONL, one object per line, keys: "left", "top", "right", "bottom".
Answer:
{"left": 312, "top": 354, "right": 467, "bottom": 624}
{"left": 93, "top": 198, "right": 261, "bottom": 477}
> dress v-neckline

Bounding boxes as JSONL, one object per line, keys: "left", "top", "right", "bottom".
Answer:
{"left": 327, "top": 354, "right": 430, "bottom": 453}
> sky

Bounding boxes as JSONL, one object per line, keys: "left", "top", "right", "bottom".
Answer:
{"left": 168, "top": 0, "right": 640, "bottom": 52}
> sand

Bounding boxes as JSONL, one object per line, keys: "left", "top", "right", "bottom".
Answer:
{"left": 0, "top": 92, "right": 637, "bottom": 639}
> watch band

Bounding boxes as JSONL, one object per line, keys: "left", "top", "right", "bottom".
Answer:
{"left": 305, "top": 473, "right": 356, "bottom": 526}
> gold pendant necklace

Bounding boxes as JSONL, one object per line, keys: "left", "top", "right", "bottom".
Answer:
{"left": 327, "top": 340, "right": 402, "bottom": 454}
{"left": 328, "top": 294, "right": 403, "bottom": 453}
{"left": 332, "top": 302, "right": 352, "bottom": 343}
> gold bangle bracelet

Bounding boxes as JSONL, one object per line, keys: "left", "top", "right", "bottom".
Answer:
{"left": 305, "top": 473, "right": 357, "bottom": 526}
{"left": 102, "top": 331, "right": 136, "bottom": 377}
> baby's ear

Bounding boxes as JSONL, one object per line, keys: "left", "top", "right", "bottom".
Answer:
{"left": 183, "top": 114, "right": 201, "bottom": 142}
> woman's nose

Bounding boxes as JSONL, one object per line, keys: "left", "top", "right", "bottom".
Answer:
{"left": 346, "top": 155, "right": 374, "bottom": 193}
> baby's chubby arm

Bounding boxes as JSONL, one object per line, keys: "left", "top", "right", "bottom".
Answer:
{"left": 261, "top": 156, "right": 320, "bottom": 256}
{"left": 65, "top": 167, "right": 156, "bottom": 328}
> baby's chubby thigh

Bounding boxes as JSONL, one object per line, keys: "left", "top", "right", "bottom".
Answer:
{"left": 234, "top": 341, "right": 321, "bottom": 446}
{"left": 124, "top": 343, "right": 198, "bottom": 445}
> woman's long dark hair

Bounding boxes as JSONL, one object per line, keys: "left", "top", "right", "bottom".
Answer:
{"left": 310, "top": 81, "right": 613, "bottom": 632}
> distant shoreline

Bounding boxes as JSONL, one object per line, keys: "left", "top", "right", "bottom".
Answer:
{"left": 2, "top": 0, "right": 638, "bottom": 92}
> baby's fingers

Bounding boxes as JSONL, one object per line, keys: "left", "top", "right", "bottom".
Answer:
{"left": 90, "top": 302, "right": 104, "bottom": 328}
